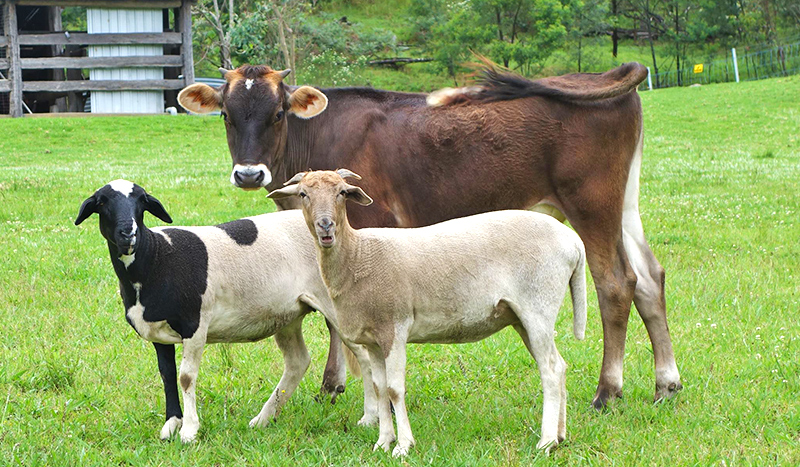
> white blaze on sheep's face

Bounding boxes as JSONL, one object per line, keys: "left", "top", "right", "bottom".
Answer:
{"left": 109, "top": 179, "right": 135, "bottom": 197}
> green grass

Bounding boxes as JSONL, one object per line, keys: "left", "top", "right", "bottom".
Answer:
{"left": 1, "top": 75, "right": 799, "bottom": 466}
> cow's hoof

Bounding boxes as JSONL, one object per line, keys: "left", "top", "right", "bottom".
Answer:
{"left": 592, "top": 386, "right": 623, "bottom": 411}
{"left": 655, "top": 380, "right": 683, "bottom": 402}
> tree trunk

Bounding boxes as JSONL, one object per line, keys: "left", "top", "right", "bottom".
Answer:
{"left": 611, "top": 0, "right": 619, "bottom": 57}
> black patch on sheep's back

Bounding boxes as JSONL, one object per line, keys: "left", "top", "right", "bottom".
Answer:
{"left": 118, "top": 228, "right": 208, "bottom": 340}
{"left": 215, "top": 218, "right": 258, "bottom": 246}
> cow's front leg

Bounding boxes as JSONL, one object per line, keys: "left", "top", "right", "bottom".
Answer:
{"left": 178, "top": 329, "right": 207, "bottom": 443}
{"left": 154, "top": 343, "right": 183, "bottom": 439}
{"left": 320, "top": 318, "right": 347, "bottom": 402}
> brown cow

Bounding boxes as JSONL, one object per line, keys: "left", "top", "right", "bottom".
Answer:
{"left": 178, "top": 63, "right": 682, "bottom": 409}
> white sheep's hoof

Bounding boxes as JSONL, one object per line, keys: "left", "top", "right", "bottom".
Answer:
{"left": 373, "top": 436, "right": 394, "bottom": 453}
{"left": 159, "top": 416, "right": 182, "bottom": 440}
{"left": 536, "top": 437, "right": 559, "bottom": 454}
{"left": 249, "top": 413, "right": 274, "bottom": 429}
{"left": 179, "top": 424, "right": 199, "bottom": 444}
{"left": 392, "top": 444, "right": 411, "bottom": 458}
{"left": 357, "top": 413, "right": 378, "bottom": 427}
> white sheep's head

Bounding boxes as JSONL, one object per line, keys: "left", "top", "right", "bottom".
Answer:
{"left": 267, "top": 169, "right": 372, "bottom": 248}
{"left": 75, "top": 180, "right": 173, "bottom": 258}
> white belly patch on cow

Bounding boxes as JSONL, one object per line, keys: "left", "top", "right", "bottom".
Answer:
{"left": 126, "top": 282, "right": 182, "bottom": 344}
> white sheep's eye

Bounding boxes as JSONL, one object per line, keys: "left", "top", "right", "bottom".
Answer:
{"left": 339, "top": 190, "right": 347, "bottom": 197}
{"left": 299, "top": 192, "right": 307, "bottom": 198}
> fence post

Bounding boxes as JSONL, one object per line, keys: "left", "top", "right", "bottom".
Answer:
{"left": 646, "top": 66, "right": 653, "bottom": 90}
{"left": 732, "top": 47, "right": 740, "bottom": 83}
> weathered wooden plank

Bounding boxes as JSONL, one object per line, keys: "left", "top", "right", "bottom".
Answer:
{"left": 20, "top": 55, "right": 183, "bottom": 69}
{"left": 0, "top": 80, "right": 10, "bottom": 92}
{"left": 0, "top": 37, "right": 7, "bottom": 47}
{"left": 0, "top": 59, "right": 8, "bottom": 69}
{"left": 23, "top": 79, "right": 186, "bottom": 92}
{"left": 15, "top": 1, "right": 184, "bottom": 8}
{"left": 17, "top": 32, "right": 183, "bottom": 46}
{"left": 179, "top": 0, "right": 195, "bottom": 86}
{"left": 5, "top": 0, "right": 24, "bottom": 117}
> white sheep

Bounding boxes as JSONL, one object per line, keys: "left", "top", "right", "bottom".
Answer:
{"left": 269, "top": 169, "right": 587, "bottom": 456}
{"left": 76, "top": 179, "right": 377, "bottom": 443}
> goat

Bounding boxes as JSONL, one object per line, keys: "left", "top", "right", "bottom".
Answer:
{"left": 75, "top": 180, "right": 377, "bottom": 442}
{"left": 269, "top": 170, "right": 587, "bottom": 456}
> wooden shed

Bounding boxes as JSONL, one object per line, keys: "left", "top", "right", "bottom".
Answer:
{"left": 0, "top": 0, "right": 195, "bottom": 117}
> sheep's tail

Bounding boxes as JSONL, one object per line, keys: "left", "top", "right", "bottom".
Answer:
{"left": 570, "top": 241, "right": 588, "bottom": 340}
{"left": 343, "top": 343, "right": 362, "bottom": 378}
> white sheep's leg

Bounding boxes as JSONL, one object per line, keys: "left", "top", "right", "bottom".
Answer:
{"left": 367, "top": 346, "right": 395, "bottom": 452}
{"left": 250, "top": 316, "right": 311, "bottom": 428}
{"left": 349, "top": 343, "right": 379, "bottom": 426}
{"left": 384, "top": 339, "right": 414, "bottom": 458}
{"left": 513, "top": 323, "right": 565, "bottom": 453}
{"left": 178, "top": 327, "right": 208, "bottom": 444}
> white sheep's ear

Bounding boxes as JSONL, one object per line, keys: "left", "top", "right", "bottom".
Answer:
{"left": 178, "top": 83, "right": 223, "bottom": 114}
{"left": 288, "top": 86, "right": 328, "bottom": 119}
{"left": 344, "top": 185, "right": 373, "bottom": 206}
{"left": 336, "top": 168, "right": 362, "bottom": 180}
{"left": 283, "top": 171, "right": 307, "bottom": 186}
{"left": 267, "top": 184, "right": 302, "bottom": 200}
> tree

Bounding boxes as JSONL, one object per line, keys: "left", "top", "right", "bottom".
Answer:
{"left": 563, "top": 0, "right": 608, "bottom": 71}
{"left": 195, "top": 0, "right": 236, "bottom": 70}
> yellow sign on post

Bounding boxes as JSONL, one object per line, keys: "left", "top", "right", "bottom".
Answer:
{"left": 693, "top": 64, "right": 704, "bottom": 73}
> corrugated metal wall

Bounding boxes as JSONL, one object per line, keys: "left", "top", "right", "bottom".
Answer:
{"left": 87, "top": 8, "right": 164, "bottom": 113}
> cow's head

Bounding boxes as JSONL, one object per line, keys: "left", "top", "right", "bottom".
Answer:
{"left": 178, "top": 65, "right": 328, "bottom": 190}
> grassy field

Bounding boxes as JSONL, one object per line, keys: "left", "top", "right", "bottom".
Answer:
{"left": 1, "top": 75, "right": 799, "bottom": 466}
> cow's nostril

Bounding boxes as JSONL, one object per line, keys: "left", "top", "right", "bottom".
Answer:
{"left": 254, "top": 171, "right": 265, "bottom": 184}
{"left": 233, "top": 171, "right": 244, "bottom": 185}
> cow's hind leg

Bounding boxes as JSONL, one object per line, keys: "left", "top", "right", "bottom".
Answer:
{"left": 621, "top": 135, "right": 682, "bottom": 401}
{"left": 250, "top": 315, "right": 311, "bottom": 428}
{"left": 622, "top": 205, "right": 682, "bottom": 401}
{"left": 564, "top": 211, "right": 637, "bottom": 409}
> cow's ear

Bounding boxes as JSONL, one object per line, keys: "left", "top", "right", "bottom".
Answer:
{"left": 178, "top": 83, "right": 222, "bottom": 114}
{"left": 288, "top": 86, "right": 328, "bottom": 119}
{"left": 267, "top": 184, "right": 301, "bottom": 200}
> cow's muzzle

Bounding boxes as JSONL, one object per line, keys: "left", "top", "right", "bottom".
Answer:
{"left": 231, "top": 164, "right": 272, "bottom": 190}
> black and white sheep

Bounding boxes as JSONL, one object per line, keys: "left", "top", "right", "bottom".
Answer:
{"left": 75, "top": 179, "right": 376, "bottom": 442}
{"left": 269, "top": 170, "right": 588, "bottom": 456}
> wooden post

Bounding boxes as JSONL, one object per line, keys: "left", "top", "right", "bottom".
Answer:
{"left": 5, "top": 0, "right": 23, "bottom": 117}
{"left": 179, "top": 0, "right": 194, "bottom": 86}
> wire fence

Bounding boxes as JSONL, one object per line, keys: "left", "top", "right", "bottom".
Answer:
{"left": 641, "top": 41, "right": 800, "bottom": 91}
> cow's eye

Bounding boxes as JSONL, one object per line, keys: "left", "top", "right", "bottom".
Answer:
{"left": 339, "top": 190, "right": 347, "bottom": 197}
{"left": 299, "top": 192, "right": 307, "bottom": 198}
{"left": 220, "top": 111, "right": 228, "bottom": 121}
{"left": 275, "top": 110, "right": 285, "bottom": 122}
